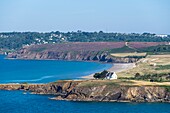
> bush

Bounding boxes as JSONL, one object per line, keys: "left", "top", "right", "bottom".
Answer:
{"left": 93, "top": 70, "right": 108, "bottom": 79}
{"left": 135, "top": 73, "right": 141, "bottom": 78}
{"left": 133, "top": 73, "right": 170, "bottom": 82}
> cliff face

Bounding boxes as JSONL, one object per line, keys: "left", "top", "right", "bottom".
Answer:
{"left": 7, "top": 42, "right": 142, "bottom": 63}
{"left": 7, "top": 48, "right": 139, "bottom": 63}
{"left": 0, "top": 81, "right": 170, "bottom": 102}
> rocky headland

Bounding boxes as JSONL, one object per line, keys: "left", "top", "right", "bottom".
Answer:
{"left": 7, "top": 42, "right": 141, "bottom": 63}
{"left": 0, "top": 80, "right": 170, "bottom": 102}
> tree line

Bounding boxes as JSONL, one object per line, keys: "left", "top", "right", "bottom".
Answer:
{"left": 0, "top": 31, "right": 169, "bottom": 50}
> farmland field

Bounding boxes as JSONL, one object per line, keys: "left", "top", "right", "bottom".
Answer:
{"left": 111, "top": 53, "right": 147, "bottom": 57}
{"left": 127, "top": 42, "right": 167, "bottom": 49}
{"left": 28, "top": 42, "right": 126, "bottom": 52}
{"left": 24, "top": 42, "right": 169, "bottom": 53}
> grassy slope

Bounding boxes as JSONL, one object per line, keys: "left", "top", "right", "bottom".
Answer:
{"left": 117, "top": 55, "right": 170, "bottom": 78}
{"left": 76, "top": 79, "right": 170, "bottom": 87}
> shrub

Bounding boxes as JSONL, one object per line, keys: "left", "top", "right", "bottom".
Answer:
{"left": 135, "top": 73, "right": 141, "bottom": 78}
{"left": 93, "top": 70, "right": 108, "bottom": 79}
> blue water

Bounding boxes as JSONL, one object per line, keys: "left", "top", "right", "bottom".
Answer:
{"left": 0, "top": 90, "right": 169, "bottom": 113}
{"left": 0, "top": 55, "right": 170, "bottom": 113}
{"left": 0, "top": 55, "right": 112, "bottom": 83}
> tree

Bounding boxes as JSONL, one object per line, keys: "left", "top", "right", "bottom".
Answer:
{"left": 93, "top": 70, "right": 108, "bottom": 79}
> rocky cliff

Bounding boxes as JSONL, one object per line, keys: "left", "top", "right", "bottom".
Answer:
{"left": 7, "top": 43, "right": 140, "bottom": 63}
{"left": 0, "top": 81, "right": 170, "bottom": 102}
{"left": 8, "top": 50, "right": 139, "bottom": 63}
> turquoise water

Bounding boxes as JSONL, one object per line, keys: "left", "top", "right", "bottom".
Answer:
{"left": 0, "top": 90, "right": 169, "bottom": 113}
{"left": 0, "top": 55, "right": 112, "bottom": 83}
{"left": 0, "top": 55, "right": 170, "bottom": 113}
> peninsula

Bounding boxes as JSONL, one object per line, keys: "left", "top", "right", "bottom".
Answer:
{"left": 0, "top": 80, "right": 170, "bottom": 102}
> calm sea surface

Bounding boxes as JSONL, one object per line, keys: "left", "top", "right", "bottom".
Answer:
{"left": 0, "top": 55, "right": 169, "bottom": 113}
{"left": 0, "top": 55, "right": 111, "bottom": 83}
{"left": 0, "top": 90, "right": 169, "bottom": 113}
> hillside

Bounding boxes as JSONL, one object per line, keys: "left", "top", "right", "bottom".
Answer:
{"left": 0, "top": 31, "right": 170, "bottom": 50}
{"left": 118, "top": 54, "right": 170, "bottom": 82}
{"left": 7, "top": 42, "right": 169, "bottom": 63}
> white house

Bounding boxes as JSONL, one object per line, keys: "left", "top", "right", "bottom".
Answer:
{"left": 105, "top": 71, "right": 117, "bottom": 80}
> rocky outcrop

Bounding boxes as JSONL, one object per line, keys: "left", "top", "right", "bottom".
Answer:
{"left": 0, "top": 81, "right": 170, "bottom": 102}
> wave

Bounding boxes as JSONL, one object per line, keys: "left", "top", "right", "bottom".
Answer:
{"left": 5, "top": 75, "right": 54, "bottom": 83}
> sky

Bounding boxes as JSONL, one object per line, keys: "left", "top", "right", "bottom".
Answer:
{"left": 0, "top": 0, "right": 170, "bottom": 34}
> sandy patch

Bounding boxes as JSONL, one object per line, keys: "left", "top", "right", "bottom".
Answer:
{"left": 81, "top": 63, "right": 136, "bottom": 79}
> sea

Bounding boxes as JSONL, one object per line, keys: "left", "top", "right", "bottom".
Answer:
{"left": 0, "top": 55, "right": 111, "bottom": 83}
{"left": 0, "top": 55, "right": 169, "bottom": 113}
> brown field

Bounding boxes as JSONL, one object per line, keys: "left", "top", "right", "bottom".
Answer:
{"left": 25, "top": 42, "right": 168, "bottom": 53}
{"left": 28, "top": 42, "right": 126, "bottom": 52}
{"left": 127, "top": 42, "right": 166, "bottom": 49}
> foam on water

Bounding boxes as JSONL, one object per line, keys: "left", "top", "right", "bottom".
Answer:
{"left": 5, "top": 75, "right": 54, "bottom": 82}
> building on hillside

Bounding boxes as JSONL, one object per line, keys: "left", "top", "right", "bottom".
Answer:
{"left": 156, "top": 34, "right": 168, "bottom": 38}
{"left": 105, "top": 71, "right": 117, "bottom": 80}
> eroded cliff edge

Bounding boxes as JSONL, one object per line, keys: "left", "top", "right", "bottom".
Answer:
{"left": 7, "top": 43, "right": 140, "bottom": 63}
{"left": 0, "top": 80, "right": 170, "bottom": 102}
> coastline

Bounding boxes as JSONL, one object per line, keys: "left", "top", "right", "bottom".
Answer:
{"left": 81, "top": 63, "right": 136, "bottom": 79}
{"left": 0, "top": 80, "right": 169, "bottom": 102}
{"left": 3, "top": 55, "right": 136, "bottom": 81}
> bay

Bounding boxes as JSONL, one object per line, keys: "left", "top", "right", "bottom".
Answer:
{"left": 0, "top": 55, "right": 111, "bottom": 83}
